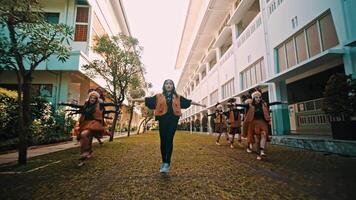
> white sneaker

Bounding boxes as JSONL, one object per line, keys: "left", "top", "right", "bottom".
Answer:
{"left": 260, "top": 150, "right": 266, "bottom": 157}
{"left": 230, "top": 144, "right": 234, "bottom": 149}
{"left": 256, "top": 155, "right": 262, "bottom": 160}
{"left": 216, "top": 141, "right": 221, "bottom": 145}
{"left": 246, "top": 148, "right": 252, "bottom": 153}
{"left": 160, "top": 163, "right": 170, "bottom": 173}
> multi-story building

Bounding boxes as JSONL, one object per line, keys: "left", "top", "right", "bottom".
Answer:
{"left": 0, "top": 0, "right": 131, "bottom": 105}
{"left": 175, "top": 0, "right": 356, "bottom": 138}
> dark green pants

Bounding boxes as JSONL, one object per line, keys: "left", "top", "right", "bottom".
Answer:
{"left": 158, "top": 116, "right": 179, "bottom": 164}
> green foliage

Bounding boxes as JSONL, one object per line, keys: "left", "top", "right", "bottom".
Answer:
{"left": 82, "top": 34, "right": 144, "bottom": 104}
{"left": 0, "top": 88, "right": 75, "bottom": 150}
{"left": 0, "top": 87, "right": 19, "bottom": 140}
{"left": 322, "top": 73, "right": 356, "bottom": 120}
{"left": 0, "top": 0, "right": 73, "bottom": 70}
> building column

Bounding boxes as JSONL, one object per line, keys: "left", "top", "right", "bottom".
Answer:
{"left": 57, "top": 72, "right": 70, "bottom": 103}
{"left": 79, "top": 77, "right": 90, "bottom": 104}
{"left": 269, "top": 81, "right": 290, "bottom": 135}
{"left": 189, "top": 117, "right": 193, "bottom": 133}
{"left": 343, "top": 47, "right": 356, "bottom": 78}
{"left": 207, "top": 108, "right": 213, "bottom": 134}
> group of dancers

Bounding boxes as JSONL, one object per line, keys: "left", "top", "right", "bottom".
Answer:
{"left": 66, "top": 79, "right": 281, "bottom": 172}
{"left": 209, "top": 87, "right": 282, "bottom": 160}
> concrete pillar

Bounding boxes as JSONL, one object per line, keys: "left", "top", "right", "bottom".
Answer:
{"left": 79, "top": 77, "right": 90, "bottom": 104}
{"left": 57, "top": 72, "right": 70, "bottom": 103}
{"left": 269, "top": 81, "right": 290, "bottom": 135}
{"left": 207, "top": 108, "right": 213, "bottom": 134}
{"left": 189, "top": 117, "right": 193, "bottom": 133}
{"left": 343, "top": 47, "right": 356, "bottom": 78}
{"left": 216, "top": 48, "right": 221, "bottom": 61}
{"left": 206, "top": 62, "right": 210, "bottom": 72}
{"left": 231, "top": 24, "right": 237, "bottom": 43}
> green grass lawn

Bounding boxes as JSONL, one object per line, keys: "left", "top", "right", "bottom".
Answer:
{"left": 1, "top": 131, "right": 356, "bottom": 199}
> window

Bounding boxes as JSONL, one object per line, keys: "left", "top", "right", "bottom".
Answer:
{"left": 286, "top": 39, "right": 296, "bottom": 68}
{"left": 295, "top": 31, "right": 307, "bottom": 63}
{"left": 241, "top": 58, "right": 265, "bottom": 90}
{"left": 44, "top": 13, "right": 59, "bottom": 24}
{"left": 250, "top": 65, "right": 256, "bottom": 85}
{"left": 74, "top": 7, "right": 89, "bottom": 41}
{"left": 246, "top": 68, "right": 251, "bottom": 88}
{"left": 319, "top": 13, "right": 338, "bottom": 50}
{"left": 222, "top": 79, "right": 235, "bottom": 99}
{"left": 210, "top": 90, "right": 219, "bottom": 105}
{"left": 306, "top": 22, "right": 321, "bottom": 57}
{"left": 261, "top": 60, "right": 266, "bottom": 80}
{"left": 256, "top": 62, "right": 262, "bottom": 83}
{"left": 275, "top": 10, "right": 338, "bottom": 73}
{"left": 277, "top": 45, "right": 286, "bottom": 72}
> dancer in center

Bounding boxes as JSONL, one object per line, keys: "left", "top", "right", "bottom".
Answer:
{"left": 132, "top": 79, "right": 206, "bottom": 174}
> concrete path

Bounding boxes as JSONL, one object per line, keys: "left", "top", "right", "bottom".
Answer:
{"left": 0, "top": 132, "right": 130, "bottom": 165}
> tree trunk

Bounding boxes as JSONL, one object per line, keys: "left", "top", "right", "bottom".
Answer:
{"left": 109, "top": 106, "right": 120, "bottom": 141}
{"left": 127, "top": 104, "right": 134, "bottom": 137}
{"left": 18, "top": 74, "right": 32, "bottom": 165}
{"left": 136, "top": 118, "right": 146, "bottom": 135}
{"left": 143, "top": 118, "right": 151, "bottom": 133}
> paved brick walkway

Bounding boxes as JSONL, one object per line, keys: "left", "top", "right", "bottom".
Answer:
{"left": 1, "top": 131, "right": 356, "bottom": 199}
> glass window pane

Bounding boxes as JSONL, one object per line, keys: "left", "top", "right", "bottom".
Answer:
{"left": 246, "top": 69, "right": 251, "bottom": 88}
{"left": 243, "top": 72, "right": 247, "bottom": 90}
{"left": 306, "top": 23, "right": 321, "bottom": 57}
{"left": 278, "top": 45, "right": 286, "bottom": 72}
{"left": 75, "top": 25, "right": 88, "bottom": 41}
{"left": 76, "top": 7, "right": 89, "bottom": 23}
{"left": 261, "top": 59, "right": 266, "bottom": 80}
{"left": 320, "top": 13, "right": 338, "bottom": 50}
{"left": 256, "top": 61, "right": 262, "bottom": 83}
{"left": 295, "top": 31, "right": 308, "bottom": 63}
{"left": 286, "top": 39, "right": 296, "bottom": 68}
{"left": 44, "top": 13, "right": 59, "bottom": 24}
{"left": 251, "top": 65, "right": 256, "bottom": 85}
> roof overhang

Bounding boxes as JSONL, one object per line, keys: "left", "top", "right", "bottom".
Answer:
{"left": 213, "top": 26, "right": 232, "bottom": 48}
{"left": 227, "top": 0, "right": 256, "bottom": 25}
{"left": 175, "top": 0, "right": 235, "bottom": 92}
{"left": 266, "top": 48, "right": 344, "bottom": 83}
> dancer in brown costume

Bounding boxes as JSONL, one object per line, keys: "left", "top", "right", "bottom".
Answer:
{"left": 226, "top": 98, "right": 243, "bottom": 149}
{"left": 77, "top": 91, "right": 105, "bottom": 166}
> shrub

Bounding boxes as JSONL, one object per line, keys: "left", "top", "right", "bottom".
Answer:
{"left": 0, "top": 87, "right": 75, "bottom": 150}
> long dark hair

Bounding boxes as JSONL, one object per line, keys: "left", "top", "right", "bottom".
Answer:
{"left": 162, "top": 79, "right": 178, "bottom": 97}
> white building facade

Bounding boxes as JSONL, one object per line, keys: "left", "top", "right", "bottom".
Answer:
{"left": 176, "top": 0, "right": 356, "bottom": 136}
{"left": 0, "top": 0, "right": 131, "bottom": 104}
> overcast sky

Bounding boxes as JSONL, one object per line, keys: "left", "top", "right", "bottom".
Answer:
{"left": 122, "top": 0, "right": 189, "bottom": 93}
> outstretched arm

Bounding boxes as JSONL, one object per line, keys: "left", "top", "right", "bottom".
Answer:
{"left": 268, "top": 101, "right": 288, "bottom": 106}
{"left": 131, "top": 98, "right": 145, "bottom": 103}
{"left": 191, "top": 100, "right": 206, "bottom": 108}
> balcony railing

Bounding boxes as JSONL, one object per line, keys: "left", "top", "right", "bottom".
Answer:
{"left": 236, "top": 14, "right": 262, "bottom": 48}
{"left": 234, "top": 0, "right": 242, "bottom": 10}
{"left": 218, "top": 14, "right": 231, "bottom": 35}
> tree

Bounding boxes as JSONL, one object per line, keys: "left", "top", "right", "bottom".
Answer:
{"left": 322, "top": 73, "right": 356, "bottom": 121}
{"left": 136, "top": 105, "right": 154, "bottom": 134}
{"left": 83, "top": 34, "right": 144, "bottom": 141}
{"left": 0, "top": 0, "right": 72, "bottom": 165}
{"left": 127, "top": 81, "right": 152, "bottom": 136}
